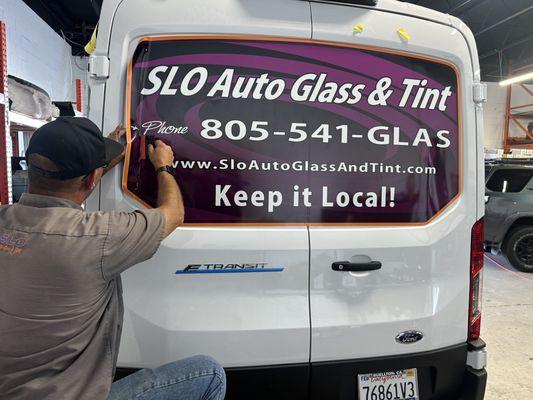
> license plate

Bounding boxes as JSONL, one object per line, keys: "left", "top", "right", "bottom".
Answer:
{"left": 357, "top": 368, "right": 419, "bottom": 400}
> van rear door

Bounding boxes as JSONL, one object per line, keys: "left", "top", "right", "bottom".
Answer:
{"left": 307, "top": 3, "right": 480, "bottom": 398}
{"left": 95, "top": 0, "right": 312, "bottom": 375}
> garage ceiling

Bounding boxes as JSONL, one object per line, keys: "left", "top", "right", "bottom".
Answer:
{"left": 21, "top": 0, "right": 533, "bottom": 82}
{"left": 403, "top": 0, "right": 533, "bottom": 82}
{"left": 21, "top": 0, "right": 101, "bottom": 55}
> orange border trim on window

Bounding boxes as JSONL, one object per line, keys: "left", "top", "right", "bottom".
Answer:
{"left": 123, "top": 35, "right": 463, "bottom": 227}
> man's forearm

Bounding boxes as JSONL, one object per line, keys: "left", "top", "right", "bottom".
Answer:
{"left": 157, "top": 172, "right": 185, "bottom": 236}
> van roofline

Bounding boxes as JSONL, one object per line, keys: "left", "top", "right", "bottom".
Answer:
{"left": 306, "top": 0, "right": 480, "bottom": 76}
{"left": 308, "top": 0, "right": 450, "bottom": 25}
{"left": 95, "top": 0, "right": 475, "bottom": 59}
{"left": 99, "top": 0, "right": 453, "bottom": 24}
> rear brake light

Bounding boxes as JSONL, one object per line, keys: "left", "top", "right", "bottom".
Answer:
{"left": 469, "top": 218, "right": 484, "bottom": 341}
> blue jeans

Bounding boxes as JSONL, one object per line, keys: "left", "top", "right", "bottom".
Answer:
{"left": 108, "top": 355, "right": 226, "bottom": 400}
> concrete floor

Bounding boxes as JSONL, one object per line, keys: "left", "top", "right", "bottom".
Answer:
{"left": 482, "top": 253, "right": 533, "bottom": 400}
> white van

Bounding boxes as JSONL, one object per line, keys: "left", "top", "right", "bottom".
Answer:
{"left": 87, "top": 0, "right": 487, "bottom": 399}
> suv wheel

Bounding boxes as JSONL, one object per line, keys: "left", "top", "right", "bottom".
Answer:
{"left": 505, "top": 226, "right": 533, "bottom": 273}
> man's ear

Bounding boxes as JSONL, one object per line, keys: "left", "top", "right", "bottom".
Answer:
{"left": 83, "top": 168, "right": 104, "bottom": 191}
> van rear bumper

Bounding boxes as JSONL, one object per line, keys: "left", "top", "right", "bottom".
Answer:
{"left": 459, "top": 367, "right": 487, "bottom": 400}
{"left": 117, "top": 342, "right": 487, "bottom": 400}
{"left": 310, "top": 343, "right": 486, "bottom": 400}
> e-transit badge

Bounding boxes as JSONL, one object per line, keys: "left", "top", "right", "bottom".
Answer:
{"left": 124, "top": 36, "right": 460, "bottom": 225}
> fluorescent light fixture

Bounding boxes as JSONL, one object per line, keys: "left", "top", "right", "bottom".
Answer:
{"left": 499, "top": 70, "right": 533, "bottom": 86}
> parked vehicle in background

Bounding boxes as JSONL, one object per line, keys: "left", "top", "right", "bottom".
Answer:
{"left": 485, "top": 160, "right": 533, "bottom": 272}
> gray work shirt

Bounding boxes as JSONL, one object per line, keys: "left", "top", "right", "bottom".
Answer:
{"left": 0, "top": 193, "right": 165, "bottom": 400}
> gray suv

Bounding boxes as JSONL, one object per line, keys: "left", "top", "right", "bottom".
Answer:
{"left": 484, "top": 161, "right": 533, "bottom": 272}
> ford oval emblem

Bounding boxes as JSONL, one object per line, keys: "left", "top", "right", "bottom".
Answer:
{"left": 396, "top": 331, "right": 424, "bottom": 344}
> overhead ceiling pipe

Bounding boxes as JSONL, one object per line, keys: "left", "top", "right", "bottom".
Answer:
{"left": 447, "top": 0, "right": 487, "bottom": 15}
{"left": 485, "top": 55, "right": 533, "bottom": 79}
{"left": 479, "top": 32, "right": 533, "bottom": 60}
{"left": 475, "top": 5, "right": 533, "bottom": 37}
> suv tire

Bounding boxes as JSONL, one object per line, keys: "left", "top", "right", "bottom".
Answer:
{"left": 505, "top": 226, "right": 533, "bottom": 273}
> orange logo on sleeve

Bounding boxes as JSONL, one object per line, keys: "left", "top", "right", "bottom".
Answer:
{"left": 0, "top": 230, "right": 28, "bottom": 255}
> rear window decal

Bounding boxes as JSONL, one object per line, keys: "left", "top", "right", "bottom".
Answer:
{"left": 124, "top": 36, "right": 461, "bottom": 225}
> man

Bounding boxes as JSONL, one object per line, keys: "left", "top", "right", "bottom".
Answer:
{"left": 0, "top": 117, "right": 226, "bottom": 400}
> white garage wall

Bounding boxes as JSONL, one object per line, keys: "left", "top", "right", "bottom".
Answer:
{"left": 484, "top": 82, "right": 507, "bottom": 150}
{"left": 483, "top": 81, "right": 533, "bottom": 150}
{"left": 0, "top": 0, "right": 73, "bottom": 102}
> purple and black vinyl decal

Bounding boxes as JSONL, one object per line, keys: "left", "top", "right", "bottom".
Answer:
{"left": 124, "top": 36, "right": 461, "bottom": 225}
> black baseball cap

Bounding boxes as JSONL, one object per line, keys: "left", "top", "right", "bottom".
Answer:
{"left": 26, "top": 117, "right": 124, "bottom": 180}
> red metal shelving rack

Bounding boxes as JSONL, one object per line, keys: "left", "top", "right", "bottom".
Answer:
{"left": 503, "top": 64, "right": 533, "bottom": 151}
{"left": 0, "top": 21, "right": 11, "bottom": 205}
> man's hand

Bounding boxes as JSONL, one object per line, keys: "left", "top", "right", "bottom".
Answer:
{"left": 148, "top": 140, "right": 175, "bottom": 170}
{"left": 102, "top": 124, "right": 126, "bottom": 175}
{"left": 107, "top": 124, "right": 126, "bottom": 142}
